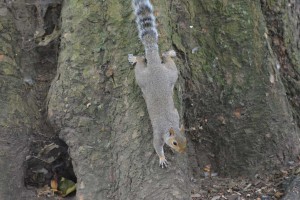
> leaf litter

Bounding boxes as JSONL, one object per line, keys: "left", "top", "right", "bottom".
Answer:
{"left": 191, "top": 160, "right": 300, "bottom": 200}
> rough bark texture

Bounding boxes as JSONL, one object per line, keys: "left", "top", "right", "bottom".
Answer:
{"left": 0, "top": 1, "right": 36, "bottom": 199}
{"left": 46, "top": 0, "right": 300, "bottom": 198}
{"left": 0, "top": 0, "right": 65, "bottom": 199}
{"left": 261, "top": 0, "right": 300, "bottom": 126}
{"left": 178, "top": 0, "right": 300, "bottom": 176}
{"left": 0, "top": 0, "right": 299, "bottom": 199}
{"left": 47, "top": 0, "right": 189, "bottom": 199}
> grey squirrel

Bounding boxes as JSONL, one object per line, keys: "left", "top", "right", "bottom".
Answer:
{"left": 128, "top": 0, "right": 187, "bottom": 168}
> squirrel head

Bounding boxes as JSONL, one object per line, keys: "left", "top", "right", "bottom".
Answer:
{"left": 166, "top": 126, "right": 187, "bottom": 153}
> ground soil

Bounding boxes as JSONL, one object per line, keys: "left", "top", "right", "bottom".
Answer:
{"left": 190, "top": 161, "right": 300, "bottom": 200}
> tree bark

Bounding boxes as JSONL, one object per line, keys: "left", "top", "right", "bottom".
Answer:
{"left": 0, "top": 0, "right": 298, "bottom": 199}
{"left": 46, "top": 0, "right": 300, "bottom": 199}
{"left": 178, "top": 0, "right": 300, "bottom": 176}
{"left": 0, "top": 1, "right": 36, "bottom": 199}
{"left": 0, "top": 1, "right": 62, "bottom": 199}
{"left": 47, "top": 0, "right": 190, "bottom": 199}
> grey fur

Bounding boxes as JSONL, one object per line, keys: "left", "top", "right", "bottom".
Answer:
{"left": 133, "top": 0, "right": 158, "bottom": 51}
{"left": 129, "top": 1, "right": 187, "bottom": 168}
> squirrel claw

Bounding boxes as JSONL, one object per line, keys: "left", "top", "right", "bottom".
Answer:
{"left": 159, "top": 156, "right": 168, "bottom": 168}
{"left": 128, "top": 54, "right": 137, "bottom": 65}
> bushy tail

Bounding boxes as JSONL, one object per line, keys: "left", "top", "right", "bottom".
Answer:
{"left": 133, "top": 0, "right": 158, "bottom": 51}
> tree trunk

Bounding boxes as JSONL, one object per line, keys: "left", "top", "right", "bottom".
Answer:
{"left": 0, "top": 1, "right": 36, "bottom": 198}
{"left": 180, "top": 0, "right": 300, "bottom": 176}
{"left": 47, "top": 0, "right": 190, "bottom": 199}
{"left": 0, "top": 0, "right": 299, "bottom": 199}
{"left": 0, "top": 0, "right": 62, "bottom": 199}
{"left": 46, "top": 0, "right": 300, "bottom": 199}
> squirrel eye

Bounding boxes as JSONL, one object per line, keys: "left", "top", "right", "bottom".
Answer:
{"left": 173, "top": 141, "right": 177, "bottom": 146}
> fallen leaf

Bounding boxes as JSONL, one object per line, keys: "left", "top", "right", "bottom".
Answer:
{"left": 295, "top": 167, "right": 300, "bottom": 174}
{"left": 37, "top": 185, "right": 54, "bottom": 197}
{"left": 243, "top": 183, "right": 252, "bottom": 191}
{"left": 58, "top": 177, "right": 76, "bottom": 197}
{"left": 211, "top": 195, "right": 221, "bottom": 200}
{"left": 51, "top": 179, "right": 58, "bottom": 192}
{"left": 227, "top": 194, "right": 240, "bottom": 200}
{"left": 274, "top": 191, "right": 283, "bottom": 198}
{"left": 203, "top": 164, "right": 211, "bottom": 173}
{"left": 191, "top": 193, "right": 201, "bottom": 198}
{"left": 280, "top": 169, "right": 288, "bottom": 176}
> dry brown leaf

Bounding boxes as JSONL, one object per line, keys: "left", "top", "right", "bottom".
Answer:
{"left": 37, "top": 185, "right": 54, "bottom": 197}
{"left": 203, "top": 164, "right": 211, "bottom": 172}
{"left": 51, "top": 179, "right": 58, "bottom": 191}
{"left": 295, "top": 167, "right": 300, "bottom": 174}
{"left": 274, "top": 191, "right": 283, "bottom": 198}
{"left": 280, "top": 169, "right": 288, "bottom": 176}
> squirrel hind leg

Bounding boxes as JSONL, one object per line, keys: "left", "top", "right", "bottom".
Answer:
{"left": 128, "top": 54, "right": 146, "bottom": 65}
{"left": 162, "top": 50, "right": 176, "bottom": 58}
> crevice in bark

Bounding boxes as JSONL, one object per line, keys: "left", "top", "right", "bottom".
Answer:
{"left": 169, "top": 0, "right": 218, "bottom": 178}
{"left": 7, "top": 0, "right": 76, "bottom": 195}
{"left": 260, "top": 0, "right": 300, "bottom": 127}
{"left": 25, "top": 139, "right": 77, "bottom": 188}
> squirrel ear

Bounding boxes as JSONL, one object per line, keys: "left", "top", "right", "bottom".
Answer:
{"left": 169, "top": 127, "right": 175, "bottom": 136}
{"left": 180, "top": 124, "right": 185, "bottom": 134}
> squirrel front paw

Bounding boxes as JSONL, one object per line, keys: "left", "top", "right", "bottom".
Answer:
{"left": 159, "top": 156, "right": 168, "bottom": 168}
{"left": 128, "top": 54, "right": 137, "bottom": 65}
